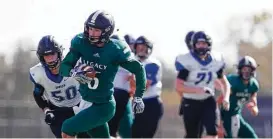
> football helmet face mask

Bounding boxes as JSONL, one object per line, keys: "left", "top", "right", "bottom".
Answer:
{"left": 134, "top": 36, "right": 153, "bottom": 60}
{"left": 84, "top": 10, "right": 115, "bottom": 45}
{"left": 36, "top": 35, "right": 63, "bottom": 71}
{"left": 191, "top": 31, "right": 212, "bottom": 56}
{"left": 238, "top": 56, "right": 258, "bottom": 80}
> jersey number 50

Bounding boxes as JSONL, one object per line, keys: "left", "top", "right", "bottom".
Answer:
{"left": 51, "top": 86, "right": 77, "bottom": 102}
{"left": 195, "top": 72, "right": 212, "bottom": 85}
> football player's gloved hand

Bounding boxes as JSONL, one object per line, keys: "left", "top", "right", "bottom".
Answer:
{"left": 203, "top": 87, "right": 214, "bottom": 95}
{"left": 70, "top": 64, "right": 91, "bottom": 84}
{"left": 132, "top": 97, "right": 145, "bottom": 114}
{"left": 44, "top": 109, "right": 56, "bottom": 125}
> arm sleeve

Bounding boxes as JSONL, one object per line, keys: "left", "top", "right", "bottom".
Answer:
{"left": 59, "top": 38, "right": 82, "bottom": 77}
{"left": 120, "top": 60, "right": 146, "bottom": 98}
{"left": 116, "top": 43, "right": 146, "bottom": 97}
{"left": 29, "top": 73, "right": 48, "bottom": 110}
{"left": 177, "top": 69, "right": 189, "bottom": 81}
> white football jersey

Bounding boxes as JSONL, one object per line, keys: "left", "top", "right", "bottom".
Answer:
{"left": 113, "top": 67, "right": 132, "bottom": 92}
{"left": 141, "top": 57, "right": 162, "bottom": 99}
{"left": 29, "top": 63, "right": 81, "bottom": 107}
{"left": 175, "top": 51, "right": 225, "bottom": 100}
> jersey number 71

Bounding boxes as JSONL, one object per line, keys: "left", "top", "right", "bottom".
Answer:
{"left": 195, "top": 71, "right": 212, "bottom": 85}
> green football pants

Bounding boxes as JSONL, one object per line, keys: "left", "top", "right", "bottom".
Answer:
{"left": 62, "top": 97, "right": 116, "bottom": 138}
{"left": 118, "top": 99, "right": 133, "bottom": 138}
{"left": 221, "top": 112, "right": 257, "bottom": 138}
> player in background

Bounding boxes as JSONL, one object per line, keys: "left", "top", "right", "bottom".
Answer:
{"left": 107, "top": 34, "right": 134, "bottom": 138}
{"left": 176, "top": 31, "right": 225, "bottom": 138}
{"left": 29, "top": 35, "right": 89, "bottom": 138}
{"left": 175, "top": 30, "right": 195, "bottom": 115}
{"left": 59, "top": 10, "right": 146, "bottom": 138}
{"left": 175, "top": 31, "right": 205, "bottom": 138}
{"left": 175, "top": 31, "right": 231, "bottom": 138}
{"left": 131, "top": 36, "right": 164, "bottom": 138}
{"left": 218, "top": 56, "right": 259, "bottom": 138}
{"left": 124, "top": 34, "right": 136, "bottom": 52}
{"left": 124, "top": 34, "right": 137, "bottom": 97}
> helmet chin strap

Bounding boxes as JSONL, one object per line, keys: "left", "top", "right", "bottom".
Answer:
{"left": 89, "top": 34, "right": 109, "bottom": 45}
{"left": 48, "top": 63, "right": 60, "bottom": 75}
{"left": 239, "top": 69, "right": 253, "bottom": 82}
{"left": 45, "top": 57, "right": 61, "bottom": 71}
{"left": 136, "top": 55, "right": 147, "bottom": 61}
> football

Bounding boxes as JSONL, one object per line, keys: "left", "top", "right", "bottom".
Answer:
{"left": 81, "top": 65, "right": 96, "bottom": 78}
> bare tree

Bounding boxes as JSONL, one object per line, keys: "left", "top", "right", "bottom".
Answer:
{"left": 224, "top": 11, "right": 272, "bottom": 93}
{"left": 224, "top": 11, "right": 272, "bottom": 47}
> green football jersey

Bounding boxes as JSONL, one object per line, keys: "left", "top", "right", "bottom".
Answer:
{"left": 60, "top": 33, "right": 146, "bottom": 103}
{"left": 224, "top": 74, "right": 259, "bottom": 115}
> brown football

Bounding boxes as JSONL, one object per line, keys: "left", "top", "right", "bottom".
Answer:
{"left": 81, "top": 65, "right": 96, "bottom": 78}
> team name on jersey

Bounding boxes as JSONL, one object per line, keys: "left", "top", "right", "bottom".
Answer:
{"left": 81, "top": 59, "right": 107, "bottom": 70}
{"left": 56, "top": 84, "right": 66, "bottom": 89}
{"left": 236, "top": 92, "right": 250, "bottom": 97}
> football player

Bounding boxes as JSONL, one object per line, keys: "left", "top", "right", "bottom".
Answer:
{"left": 59, "top": 10, "right": 146, "bottom": 138}
{"left": 131, "top": 36, "right": 164, "bottom": 138}
{"left": 175, "top": 31, "right": 230, "bottom": 138}
{"left": 175, "top": 30, "right": 196, "bottom": 115}
{"left": 107, "top": 34, "right": 134, "bottom": 138}
{"left": 218, "top": 56, "right": 259, "bottom": 138}
{"left": 176, "top": 30, "right": 204, "bottom": 138}
{"left": 29, "top": 35, "right": 89, "bottom": 138}
{"left": 124, "top": 34, "right": 136, "bottom": 52}
{"left": 176, "top": 31, "right": 225, "bottom": 138}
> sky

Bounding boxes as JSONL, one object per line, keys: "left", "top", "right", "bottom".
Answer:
{"left": 0, "top": 0, "right": 272, "bottom": 67}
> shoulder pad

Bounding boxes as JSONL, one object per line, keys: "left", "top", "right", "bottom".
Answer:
{"left": 111, "top": 39, "right": 131, "bottom": 51}
{"left": 29, "top": 63, "right": 44, "bottom": 84}
{"left": 112, "top": 39, "right": 134, "bottom": 62}
{"left": 251, "top": 78, "right": 260, "bottom": 90}
{"left": 226, "top": 74, "right": 239, "bottom": 83}
{"left": 71, "top": 33, "right": 85, "bottom": 48}
{"left": 175, "top": 53, "right": 192, "bottom": 70}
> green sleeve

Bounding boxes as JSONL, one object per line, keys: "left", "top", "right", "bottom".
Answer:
{"left": 227, "top": 74, "right": 236, "bottom": 92}
{"left": 116, "top": 41, "right": 146, "bottom": 98}
{"left": 252, "top": 78, "right": 260, "bottom": 93}
{"left": 59, "top": 37, "right": 82, "bottom": 77}
{"left": 120, "top": 59, "right": 146, "bottom": 98}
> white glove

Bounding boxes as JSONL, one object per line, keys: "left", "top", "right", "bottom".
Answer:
{"left": 132, "top": 97, "right": 145, "bottom": 114}
{"left": 70, "top": 64, "right": 91, "bottom": 84}
{"left": 203, "top": 87, "right": 214, "bottom": 95}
